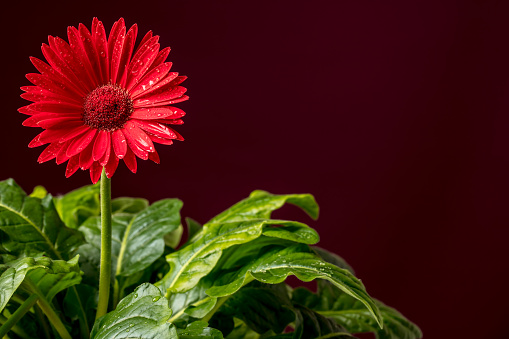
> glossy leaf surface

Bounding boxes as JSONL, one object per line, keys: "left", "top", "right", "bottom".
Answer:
{"left": 0, "top": 179, "right": 84, "bottom": 260}
{"left": 293, "top": 281, "right": 422, "bottom": 339}
{"left": 177, "top": 321, "right": 224, "bottom": 339}
{"left": 0, "top": 255, "right": 80, "bottom": 312}
{"left": 91, "top": 283, "right": 177, "bottom": 339}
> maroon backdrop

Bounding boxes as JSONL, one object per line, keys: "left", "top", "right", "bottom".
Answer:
{"left": 2, "top": 1, "right": 509, "bottom": 337}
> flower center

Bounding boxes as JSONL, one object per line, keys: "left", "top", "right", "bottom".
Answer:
{"left": 82, "top": 84, "right": 133, "bottom": 131}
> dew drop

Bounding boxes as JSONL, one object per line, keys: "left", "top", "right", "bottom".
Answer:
{"left": 129, "top": 324, "right": 134, "bottom": 327}
{"left": 152, "top": 296, "right": 161, "bottom": 302}
{"left": 134, "top": 293, "right": 138, "bottom": 298}
{"left": 126, "top": 328, "right": 130, "bottom": 332}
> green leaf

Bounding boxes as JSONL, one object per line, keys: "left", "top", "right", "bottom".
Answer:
{"left": 223, "top": 318, "right": 260, "bottom": 339}
{"left": 54, "top": 183, "right": 100, "bottom": 229}
{"left": 111, "top": 197, "right": 149, "bottom": 215}
{"left": 165, "top": 224, "right": 184, "bottom": 249}
{"left": 186, "top": 218, "right": 202, "bottom": 244}
{"left": 292, "top": 304, "right": 356, "bottom": 339}
{"left": 208, "top": 191, "right": 319, "bottom": 224}
{"left": 0, "top": 179, "right": 84, "bottom": 260}
{"left": 29, "top": 186, "right": 47, "bottom": 199}
{"left": 293, "top": 281, "right": 422, "bottom": 339}
{"left": 64, "top": 283, "right": 97, "bottom": 333}
{"left": 212, "top": 283, "right": 295, "bottom": 335}
{"left": 177, "top": 321, "right": 224, "bottom": 338}
{"left": 79, "top": 199, "right": 182, "bottom": 279}
{"left": 312, "top": 247, "right": 355, "bottom": 275}
{"left": 0, "top": 255, "right": 81, "bottom": 313}
{"left": 26, "top": 255, "right": 82, "bottom": 302}
{"left": 156, "top": 220, "right": 318, "bottom": 295}
{"left": 206, "top": 244, "right": 382, "bottom": 329}
{"left": 91, "top": 283, "right": 177, "bottom": 339}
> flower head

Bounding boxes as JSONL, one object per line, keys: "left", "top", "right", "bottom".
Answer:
{"left": 20, "top": 18, "right": 187, "bottom": 183}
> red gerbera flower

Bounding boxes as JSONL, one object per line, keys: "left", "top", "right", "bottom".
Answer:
{"left": 19, "top": 18, "right": 188, "bottom": 183}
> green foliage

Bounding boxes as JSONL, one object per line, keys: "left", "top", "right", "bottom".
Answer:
{"left": 177, "top": 321, "right": 224, "bottom": 338}
{"left": 0, "top": 179, "right": 421, "bottom": 339}
{"left": 54, "top": 184, "right": 100, "bottom": 229}
{"left": 0, "top": 179, "right": 84, "bottom": 260}
{"left": 90, "top": 283, "right": 177, "bottom": 339}
{"left": 292, "top": 281, "right": 422, "bottom": 339}
{"left": 0, "top": 255, "right": 81, "bottom": 313}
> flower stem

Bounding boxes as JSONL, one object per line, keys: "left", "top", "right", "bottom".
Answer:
{"left": 0, "top": 294, "right": 38, "bottom": 338}
{"left": 96, "top": 168, "right": 112, "bottom": 320}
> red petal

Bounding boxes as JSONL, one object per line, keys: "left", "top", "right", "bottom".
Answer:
{"left": 66, "top": 155, "right": 80, "bottom": 177}
{"left": 112, "top": 129, "right": 127, "bottom": 159}
{"left": 118, "top": 24, "right": 138, "bottom": 87}
{"left": 133, "top": 86, "right": 187, "bottom": 108}
{"left": 131, "top": 71, "right": 178, "bottom": 100}
{"left": 31, "top": 55, "right": 85, "bottom": 98}
{"left": 90, "top": 162, "right": 103, "bottom": 184}
{"left": 130, "top": 35, "right": 159, "bottom": 67}
{"left": 148, "top": 149, "right": 160, "bottom": 164}
{"left": 38, "top": 118, "right": 83, "bottom": 130}
{"left": 122, "top": 121, "right": 155, "bottom": 154}
{"left": 99, "top": 139, "right": 112, "bottom": 166}
{"left": 23, "top": 113, "right": 62, "bottom": 126}
{"left": 126, "top": 43, "right": 160, "bottom": 91}
{"left": 123, "top": 147, "right": 137, "bottom": 173}
{"left": 155, "top": 119, "right": 184, "bottom": 125}
{"left": 25, "top": 73, "right": 78, "bottom": 101}
{"left": 29, "top": 125, "right": 88, "bottom": 147}
{"left": 107, "top": 18, "right": 124, "bottom": 62}
{"left": 172, "top": 128, "right": 184, "bottom": 141}
{"left": 92, "top": 18, "right": 109, "bottom": 83}
{"left": 20, "top": 87, "right": 82, "bottom": 105}
{"left": 67, "top": 26, "right": 100, "bottom": 88}
{"left": 19, "top": 101, "right": 82, "bottom": 115}
{"left": 105, "top": 146, "right": 119, "bottom": 178}
{"left": 147, "top": 47, "right": 171, "bottom": 72}
{"left": 148, "top": 135, "right": 173, "bottom": 145}
{"left": 109, "top": 23, "right": 126, "bottom": 84}
{"left": 78, "top": 23, "right": 103, "bottom": 86}
{"left": 37, "top": 142, "right": 65, "bottom": 163}
{"left": 131, "top": 106, "right": 185, "bottom": 120}
{"left": 42, "top": 40, "right": 87, "bottom": 96}
{"left": 80, "top": 139, "right": 95, "bottom": 170}
{"left": 58, "top": 125, "right": 90, "bottom": 143}
{"left": 66, "top": 128, "right": 97, "bottom": 157}
{"left": 132, "top": 120, "right": 177, "bottom": 139}
{"left": 135, "top": 31, "right": 154, "bottom": 55}
{"left": 56, "top": 141, "right": 72, "bottom": 164}
{"left": 50, "top": 36, "right": 95, "bottom": 92}
{"left": 93, "top": 130, "right": 110, "bottom": 161}
{"left": 129, "top": 62, "right": 172, "bottom": 97}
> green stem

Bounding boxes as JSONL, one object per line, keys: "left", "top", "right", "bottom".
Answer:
{"left": 96, "top": 168, "right": 112, "bottom": 320}
{"left": 112, "top": 279, "right": 120, "bottom": 309}
{"left": 0, "top": 315, "right": 32, "bottom": 339}
{"left": 23, "top": 279, "right": 71, "bottom": 339}
{"left": 0, "top": 294, "right": 38, "bottom": 339}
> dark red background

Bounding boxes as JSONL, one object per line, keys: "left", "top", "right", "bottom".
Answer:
{"left": 2, "top": 0, "right": 509, "bottom": 337}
